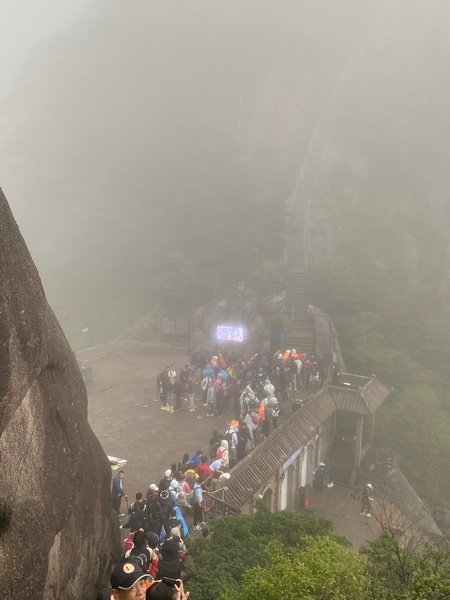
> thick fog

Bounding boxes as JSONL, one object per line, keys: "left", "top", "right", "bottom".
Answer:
{"left": 2, "top": 0, "right": 450, "bottom": 344}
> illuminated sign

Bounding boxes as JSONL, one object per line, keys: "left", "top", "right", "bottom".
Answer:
{"left": 216, "top": 325, "right": 245, "bottom": 342}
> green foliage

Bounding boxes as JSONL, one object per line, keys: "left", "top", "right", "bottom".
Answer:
{"left": 187, "top": 508, "right": 337, "bottom": 600}
{"left": 408, "top": 569, "right": 450, "bottom": 600}
{"left": 335, "top": 324, "right": 450, "bottom": 510}
{"left": 344, "top": 330, "right": 431, "bottom": 389}
{"left": 377, "top": 385, "right": 450, "bottom": 507}
{"left": 363, "top": 533, "right": 450, "bottom": 600}
{"left": 363, "top": 532, "right": 418, "bottom": 596}
{"left": 187, "top": 503, "right": 450, "bottom": 600}
{"left": 219, "top": 536, "right": 369, "bottom": 600}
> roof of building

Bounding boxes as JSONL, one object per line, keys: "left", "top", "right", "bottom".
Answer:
{"left": 329, "top": 375, "right": 391, "bottom": 414}
{"left": 218, "top": 388, "right": 336, "bottom": 509}
{"left": 216, "top": 375, "right": 391, "bottom": 510}
{"left": 377, "top": 468, "right": 442, "bottom": 537}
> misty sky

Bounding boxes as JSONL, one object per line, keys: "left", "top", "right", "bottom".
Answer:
{"left": 1, "top": 0, "right": 450, "bottom": 346}
{"left": 0, "top": 0, "right": 92, "bottom": 96}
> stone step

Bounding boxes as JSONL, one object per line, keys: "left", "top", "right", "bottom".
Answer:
{"left": 292, "top": 320, "right": 311, "bottom": 327}
{"left": 330, "top": 464, "right": 353, "bottom": 486}
{"left": 285, "top": 343, "right": 314, "bottom": 351}
{"left": 284, "top": 343, "right": 314, "bottom": 353}
{"left": 287, "top": 332, "right": 314, "bottom": 339}
{"left": 285, "top": 337, "right": 314, "bottom": 345}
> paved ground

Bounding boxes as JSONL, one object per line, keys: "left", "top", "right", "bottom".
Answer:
{"left": 308, "top": 484, "right": 381, "bottom": 547}
{"left": 87, "top": 349, "right": 381, "bottom": 546}
{"left": 87, "top": 351, "right": 233, "bottom": 504}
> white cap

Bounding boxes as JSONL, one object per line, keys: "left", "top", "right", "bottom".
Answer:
{"left": 366, "top": 483, "right": 373, "bottom": 489}
{"left": 149, "top": 483, "right": 159, "bottom": 491}
{"left": 164, "top": 469, "right": 172, "bottom": 478}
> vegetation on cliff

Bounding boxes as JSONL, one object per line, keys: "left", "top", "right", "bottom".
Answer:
{"left": 188, "top": 507, "right": 450, "bottom": 600}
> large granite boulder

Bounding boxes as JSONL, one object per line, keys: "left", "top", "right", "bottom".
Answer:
{"left": 307, "top": 304, "right": 346, "bottom": 370}
{"left": 189, "top": 298, "right": 274, "bottom": 356}
{"left": 0, "top": 189, "right": 120, "bottom": 599}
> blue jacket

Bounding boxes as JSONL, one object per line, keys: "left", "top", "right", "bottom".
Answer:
{"left": 188, "top": 455, "right": 202, "bottom": 467}
{"left": 173, "top": 505, "right": 189, "bottom": 537}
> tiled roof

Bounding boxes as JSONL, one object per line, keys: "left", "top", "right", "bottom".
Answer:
{"left": 220, "top": 389, "right": 336, "bottom": 509}
{"left": 363, "top": 377, "right": 391, "bottom": 413}
{"left": 329, "top": 377, "right": 391, "bottom": 414}
{"left": 328, "top": 387, "right": 367, "bottom": 413}
{"left": 219, "top": 376, "right": 391, "bottom": 510}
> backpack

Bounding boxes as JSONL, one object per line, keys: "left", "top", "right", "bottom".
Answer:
{"left": 223, "top": 430, "right": 233, "bottom": 445}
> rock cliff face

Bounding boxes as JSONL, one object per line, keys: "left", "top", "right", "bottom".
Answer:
{"left": 189, "top": 292, "right": 293, "bottom": 356}
{"left": 0, "top": 189, "right": 120, "bottom": 599}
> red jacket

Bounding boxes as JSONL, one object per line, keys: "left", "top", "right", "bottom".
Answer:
{"left": 196, "top": 463, "right": 213, "bottom": 481}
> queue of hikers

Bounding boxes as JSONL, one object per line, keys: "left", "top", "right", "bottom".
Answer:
{"left": 104, "top": 348, "right": 331, "bottom": 599}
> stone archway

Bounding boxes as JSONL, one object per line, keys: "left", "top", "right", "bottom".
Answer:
{"left": 262, "top": 488, "right": 274, "bottom": 511}
{"left": 305, "top": 442, "right": 315, "bottom": 486}
{"left": 287, "top": 464, "right": 296, "bottom": 509}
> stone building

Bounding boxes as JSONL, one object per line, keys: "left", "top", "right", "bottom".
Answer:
{"left": 209, "top": 374, "right": 390, "bottom": 515}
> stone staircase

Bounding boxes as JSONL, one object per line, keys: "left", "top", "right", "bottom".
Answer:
{"left": 284, "top": 126, "right": 331, "bottom": 355}
{"left": 283, "top": 4, "right": 393, "bottom": 357}
{"left": 330, "top": 462, "right": 353, "bottom": 487}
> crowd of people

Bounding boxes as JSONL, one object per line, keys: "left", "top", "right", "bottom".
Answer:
{"left": 156, "top": 349, "right": 330, "bottom": 440}
{"left": 105, "top": 348, "right": 330, "bottom": 599}
{"left": 106, "top": 449, "right": 226, "bottom": 599}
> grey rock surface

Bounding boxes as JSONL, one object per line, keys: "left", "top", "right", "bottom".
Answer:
{"left": 189, "top": 296, "right": 279, "bottom": 356}
{"left": 307, "top": 304, "right": 345, "bottom": 370}
{"left": 0, "top": 189, "right": 120, "bottom": 599}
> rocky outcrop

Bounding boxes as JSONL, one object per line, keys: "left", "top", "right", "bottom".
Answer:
{"left": 307, "top": 305, "right": 345, "bottom": 370}
{"left": 0, "top": 189, "right": 120, "bottom": 599}
{"left": 189, "top": 293, "right": 291, "bottom": 356}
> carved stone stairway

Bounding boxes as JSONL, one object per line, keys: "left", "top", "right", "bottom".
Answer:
{"left": 284, "top": 125, "right": 331, "bottom": 354}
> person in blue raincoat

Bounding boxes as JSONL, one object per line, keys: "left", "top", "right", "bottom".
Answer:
{"left": 173, "top": 504, "right": 189, "bottom": 537}
{"left": 219, "top": 369, "right": 229, "bottom": 382}
{"left": 202, "top": 364, "right": 215, "bottom": 379}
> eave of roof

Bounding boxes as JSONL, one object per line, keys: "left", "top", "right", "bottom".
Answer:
{"left": 220, "top": 375, "right": 390, "bottom": 509}
{"left": 222, "top": 388, "right": 336, "bottom": 509}
{"left": 329, "top": 377, "right": 391, "bottom": 414}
